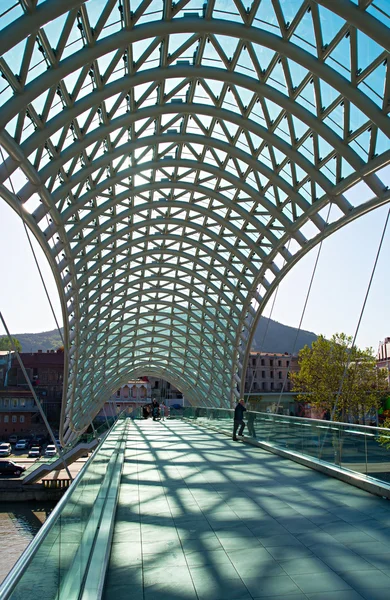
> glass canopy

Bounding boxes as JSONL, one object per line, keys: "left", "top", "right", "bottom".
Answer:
{"left": 0, "top": 0, "right": 389, "bottom": 442}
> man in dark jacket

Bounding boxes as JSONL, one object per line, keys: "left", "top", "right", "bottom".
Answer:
{"left": 233, "top": 398, "right": 246, "bottom": 441}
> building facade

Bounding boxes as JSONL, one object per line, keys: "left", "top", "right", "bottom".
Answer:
{"left": 377, "top": 338, "right": 390, "bottom": 385}
{"left": 244, "top": 351, "right": 298, "bottom": 394}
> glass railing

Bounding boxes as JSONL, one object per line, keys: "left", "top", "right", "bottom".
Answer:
{"left": 22, "top": 411, "right": 128, "bottom": 479}
{"left": 0, "top": 419, "right": 128, "bottom": 600}
{"left": 181, "top": 407, "right": 390, "bottom": 487}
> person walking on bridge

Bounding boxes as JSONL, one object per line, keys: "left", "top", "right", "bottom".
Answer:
{"left": 233, "top": 398, "right": 246, "bottom": 441}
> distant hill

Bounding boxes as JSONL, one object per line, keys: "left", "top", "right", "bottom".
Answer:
{"left": 251, "top": 317, "right": 317, "bottom": 354}
{"left": 15, "top": 318, "right": 316, "bottom": 354}
{"left": 16, "top": 329, "right": 64, "bottom": 353}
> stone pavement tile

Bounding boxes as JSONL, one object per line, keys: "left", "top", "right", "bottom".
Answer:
{"left": 340, "top": 569, "right": 390, "bottom": 590}
{"left": 181, "top": 536, "right": 223, "bottom": 553}
{"left": 142, "top": 538, "right": 182, "bottom": 554}
{"left": 185, "top": 548, "right": 231, "bottom": 567}
{"left": 266, "top": 545, "right": 314, "bottom": 561}
{"left": 215, "top": 526, "right": 256, "bottom": 540}
{"left": 345, "top": 542, "right": 390, "bottom": 557}
{"left": 307, "top": 512, "right": 342, "bottom": 526}
{"left": 226, "top": 547, "right": 274, "bottom": 569}
{"left": 250, "top": 522, "right": 291, "bottom": 537}
{"left": 279, "top": 557, "right": 332, "bottom": 575}
{"left": 177, "top": 525, "right": 215, "bottom": 540}
{"left": 307, "top": 592, "right": 365, "bottom": 600}
{"left": 217, "top": 535, "right": 264, "bottom": 552}
{"left": 189, "top": 567, "right": 252, "bottom": 600}
{"left": 143, "top": 548, "right": 188, "bottom": 568}
{"left": 290, "top": 572, "right": 353, "bottom": 594}
{"left": 233, "top": 559, "right": 284, "bottom": 579}
{"left": 359, "top": 591, "right": 390, "bottom": 600}
{"left": 320, "top": 522, "right": 363, "bottom": 537}
{"left": 111, "top": 526, "right": 141, "bottom": 543}
{"left": 243, "top": 574, "right": 303, "bottom": 597}
{"left": 327, "top": 508, "right": 369, "bottom": 524}
{"left": 308, "top": 542, "right": 353, "bottom": 557}
{"left": 103, "top": 567, "right": 142, "bottom": 600}
{"left": 173, "top": 513, "right": 210, "bottom": 525}
{"left": 143, "top": 565, "right": 197, "bottom": 600}
{"left": 252, "top": 595, "right": 307, "bottom": 600}
{"left": 320, "top": 553, "right": 377, "bottom": 574}
{"left": 357, "top": 526, "right": 390, "bottom": 545}
{"left": 259, "top": 534, "right": 306, "bottom": 548}
{"left": 364, "top": 554, "right": 390, "bottom": 571}
{"left": 208, "top": 517, "right": 247, "bottom": 530}
{"left": 141, "top": 525, "right": 179, "bottom": 542}
{"left": 297, "top": 531, "right": 345, "bottom": 547}
{"left": 276, "top": 517, "right": 320, "bottom": 534}
{"left": 329, "top": 530, "right": 378, "bottom": 545}
{"left": 109, "top": 541, "right": 142, "bottom": 566}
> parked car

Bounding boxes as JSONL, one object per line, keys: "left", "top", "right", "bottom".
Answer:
{"left": 28, "top": 446, "right": 41, "bottom": 458}
{"left": 28, "top": 439, "right": 43, "bottom": 449}
{"left": 0, "top": 460, "right": 26, "bottom": 477}
{"left": 45, "top": 445, "right": 57, "bottom": 457}
{"left": 0, "top": 443, "right": 12, "bottom": 457}
{"left": 15, "top": 439, "right": 29, "bottom": 451}
{"left": 8, "top": 435, "right": 18, "bottom": 444}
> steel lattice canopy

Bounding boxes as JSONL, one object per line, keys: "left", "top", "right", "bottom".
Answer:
{"left": 0, "top": 0, "right": 389, "bottom": 442}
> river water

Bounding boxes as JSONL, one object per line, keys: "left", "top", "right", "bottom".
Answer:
{"left": 0, "top": 502, "right": 55, "bottom": 585}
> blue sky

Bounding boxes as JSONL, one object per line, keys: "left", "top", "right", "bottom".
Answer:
{"left": 1, "top": 196, "right": 389, "bottom": 354}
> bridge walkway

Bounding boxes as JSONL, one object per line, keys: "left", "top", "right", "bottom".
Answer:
{"left": 103, "top": 419, "right": 390, "bottom": 600}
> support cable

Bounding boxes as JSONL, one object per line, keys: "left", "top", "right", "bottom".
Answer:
{"left": 271, "top": 203, "right": 333, "bottom": 420}
{"left": 0, "top": 146, "right": 65, "bottom": 348}
{"left": 329, "top": 206, "right": 390, "bottom": 422}
{"left": 0, "top": 310, "right": 73, "bottom": 481}
{"left": 245, "top": 255, "right": 286, "bottom": 399}
{"left": 317, "top": 206, "right": 390, "bottom": 461}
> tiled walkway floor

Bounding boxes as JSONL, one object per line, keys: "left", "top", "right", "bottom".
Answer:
{"left": 104, "top": 419, "right": 390, "bottom": 600}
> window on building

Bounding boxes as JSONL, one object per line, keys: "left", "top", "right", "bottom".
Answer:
{"left": 262, "top": 382, "right": 267, "bottom": 390}
{"left": 270, "top": 382, "right": 274, "bottom": 390}
{"left": 270, "top": 360, "right": 273, "bottom": 367}
{"left": 278, "top": 371, "right": 282, "bottom": 379}
{"left": 286, "top": 361, "right": 290, "bottom": 367}
{"left": 116, "top": 390, "right": 121, "bottom": 397}
{"left": 278, "top": 360, "right": 281, "bottom": 366}
{"left": 4, "top": 415, "right": 9, "bottom": 423}
{"left": 252, "top": 358, "right": 256, "bottom": 367}
{"left": 261, "top": 370, "right": 265, "bottom": 378}
{"left": 253, "top": 382, "right": 257, "bottom": 390}
{"left": 12, "top": 415, "right": 17, "bottom": 423}
{"left": 270, "top": 371, "right": 274, "bottom": 378}
{"left": 261, "top": 359, "right": 265, "bottom": 366}
{"left": 4, "top": 398, "right": 9, "bottom": 407}
{"left": 12, "top": 398, "right": 18, "bottom": 408}
{"left": 20, "top": 398, "right": 26, "bottom": 407}
{"left": 20, "top": 416, "right": 24, "bottom": 423}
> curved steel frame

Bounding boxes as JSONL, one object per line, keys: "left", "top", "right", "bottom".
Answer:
{"left": 0, "top": 0, "right": 388, "bottom": 441}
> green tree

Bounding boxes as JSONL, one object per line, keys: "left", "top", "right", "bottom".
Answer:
{"left": 379, "top": 417, "right": 390, "bottom": 450}
{"left": 0, "top": 336, "right": 22, "bottom": 353}
{"left": 290, "top": 333, "right": 388, "bottom": 423}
